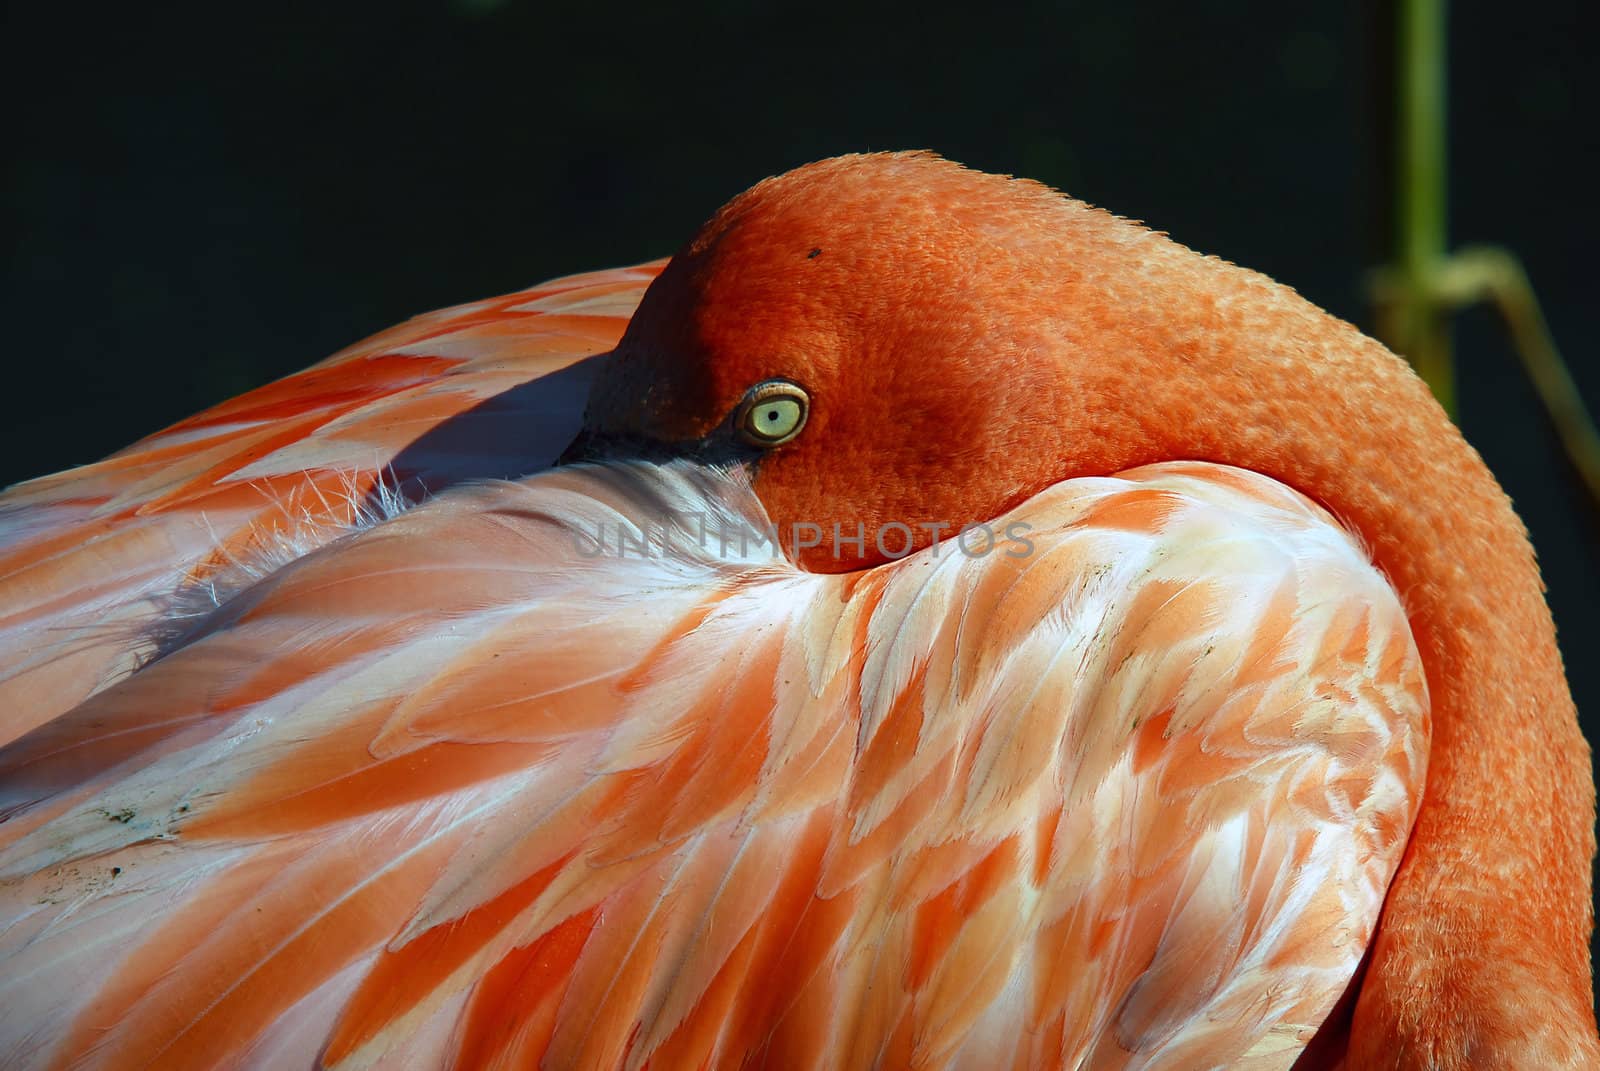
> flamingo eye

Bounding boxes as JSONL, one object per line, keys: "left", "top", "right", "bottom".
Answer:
{"left": 735, "top": 380, "right": 809, "bottom": 447}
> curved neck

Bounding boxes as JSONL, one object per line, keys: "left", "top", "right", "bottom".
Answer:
{"left": 1021, "top": 226, "right": 1596, "bottom": 1055}
{"left": 625, "top": 154, "right": 1595, "bottom": 1055}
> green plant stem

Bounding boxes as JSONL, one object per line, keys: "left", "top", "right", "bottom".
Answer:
{"left": 1394, "top": 0, "right": 1455, "bottom": 414}
{"left": 1372, "top": 3, "right": 1599, "bottom": 504}
{"left": 1433, "top": 248, "right": 1600, "bottom": 504}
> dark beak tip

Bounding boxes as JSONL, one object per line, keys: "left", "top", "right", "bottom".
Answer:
{"left": 556, "top": 429, "right": 598, "bottom": 467}
{"left": 556, "top": 428, "right": 757, "bottom": 470}
{"left": 556, "top": 428, "right": 674, "bottom": 467}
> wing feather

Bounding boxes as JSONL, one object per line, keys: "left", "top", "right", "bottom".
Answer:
{"left": 0, "top": 459, "right": 1426, "bottom": 1070}
{"left": 0, "top": 263, "right": 662, "bottom": 746}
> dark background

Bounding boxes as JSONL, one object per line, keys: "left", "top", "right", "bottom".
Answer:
{"left": 5, "top": 0, "right": 1598, "bottom": 957}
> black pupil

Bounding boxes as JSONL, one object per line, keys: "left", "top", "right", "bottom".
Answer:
{"left": 764, "top": 409, "right": 778, "bottom": 421}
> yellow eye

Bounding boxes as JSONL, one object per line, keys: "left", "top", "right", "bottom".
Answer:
{"left": 735, "top": 380, "right": 809, "bottom": 447}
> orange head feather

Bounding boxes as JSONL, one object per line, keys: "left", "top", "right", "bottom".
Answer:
{"left": 583, "top": 151, "right": 1159, "bottom": 571}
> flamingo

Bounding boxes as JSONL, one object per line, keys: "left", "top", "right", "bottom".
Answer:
{"left": 0, "top": 152, "right": 1593, "bottom": 1069}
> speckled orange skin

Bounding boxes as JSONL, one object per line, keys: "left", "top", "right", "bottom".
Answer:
{"left": 587, "top": 153, "right": 1599, "bottom": 1067}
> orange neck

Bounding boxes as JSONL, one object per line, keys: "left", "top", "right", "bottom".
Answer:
{"left": 997, "top": 217, "right": 1598, "bottom": 1058}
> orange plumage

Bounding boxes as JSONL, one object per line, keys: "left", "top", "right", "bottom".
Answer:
{"left": 0, "top": 153, "right": 1592, "bottom": 1069}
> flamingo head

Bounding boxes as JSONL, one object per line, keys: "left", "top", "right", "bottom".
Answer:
{"left": 571, "top": 151, "right": 1197, "bottom": 572}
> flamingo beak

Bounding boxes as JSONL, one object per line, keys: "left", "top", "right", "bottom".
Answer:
{"left": 555, "top": 427, "right": 654, "bottom": 467}
{"left": 556, "top": 427, "right": 759, "bottom": 471}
